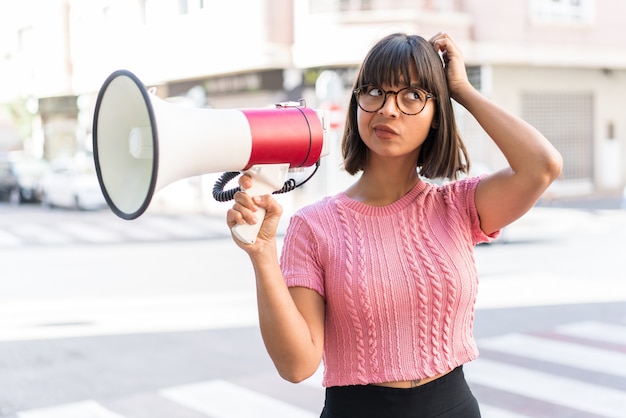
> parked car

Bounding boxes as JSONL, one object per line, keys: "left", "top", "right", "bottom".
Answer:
{"left": 39, "top": 158, "right": 107, "bottom": 210}
{"left": 0, "top": 152, "right": 49, "bottom": 204}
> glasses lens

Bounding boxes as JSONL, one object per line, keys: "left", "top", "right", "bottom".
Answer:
{"left": 397, "top": 88, "right": 429, "bottom": 115}
{"left": 356, "top": 86, "right": 384, "bottom": 112}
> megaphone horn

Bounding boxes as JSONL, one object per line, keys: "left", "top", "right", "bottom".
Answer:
{"left": 92, "top": 69, "right": 329, "bottom": 244}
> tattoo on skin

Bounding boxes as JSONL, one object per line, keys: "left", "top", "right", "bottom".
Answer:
{"left": 411, "top": 379, "right": 422, "bottom": 387}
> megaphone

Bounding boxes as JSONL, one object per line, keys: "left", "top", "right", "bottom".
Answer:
{"left": 92, "top": 69, "right": 329, "bottom": 244}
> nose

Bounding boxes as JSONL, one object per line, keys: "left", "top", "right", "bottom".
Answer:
{"left": 378, "top": 92, "right": 400, "bottom": 116}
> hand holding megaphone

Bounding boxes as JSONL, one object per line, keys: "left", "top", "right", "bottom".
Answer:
{"left": 92, "top": 70, "right": 330, "bottom": 244}
{"left": 230, "top": 163, "right": 289, "bottom": 244}
{"left": 227, "top": 170, "right": 285, "bottom": 247}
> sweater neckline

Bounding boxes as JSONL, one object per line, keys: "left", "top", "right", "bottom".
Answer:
{"left": 336, "top": 180, "right": 430, "bottom": 216}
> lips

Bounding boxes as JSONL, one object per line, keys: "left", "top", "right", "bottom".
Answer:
{"left": 373, "top": 124, "right": 397, "bottom": 139}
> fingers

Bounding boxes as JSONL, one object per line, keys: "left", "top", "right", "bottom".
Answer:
{"left": 228, "top": 174, "right": 259, "bottom": 226}
{"left": 227, "top": 191, "right": 259, "bottom": 228}
{"left": 227, "top": 174, "right": 283, "bottom": 244}
{"left": 238, "top": 173, "right": 253, "bottom": 191}
{"left": 429, "top": 31, "right": 454, "bottom": 50}
{"left": 429, "top": 32, "right": 464, "bottom": 67}
{"left": 227, "top": 192, "right": 282, "bottom": 225}
{"left": 429, "top": 31, "right": 446, "bottom": 54}
{"left": 428, "top": 33, "right": 448, "bottom": 70}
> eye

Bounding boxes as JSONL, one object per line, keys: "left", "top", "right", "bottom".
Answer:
{"left": 366, "top": 86, "right": 383, "bottom": 97}
{"left": 404, "top": 88, "right": 425, "bottom": 102}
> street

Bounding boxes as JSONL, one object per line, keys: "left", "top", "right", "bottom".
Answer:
{"left": 0, "top": 201, "right": 625, "bottom": 417}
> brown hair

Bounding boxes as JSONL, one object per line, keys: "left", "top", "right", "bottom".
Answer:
{"left": 341, "top": 33, "right": 470, "bottom": 179}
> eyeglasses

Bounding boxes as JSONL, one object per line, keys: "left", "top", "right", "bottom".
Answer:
{"left": 353, "top": 85, "right": 434, "bottom": 115}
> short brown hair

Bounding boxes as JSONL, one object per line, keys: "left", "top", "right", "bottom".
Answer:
{"left": 341, "top": 33, "right": 470, "bottom": 180}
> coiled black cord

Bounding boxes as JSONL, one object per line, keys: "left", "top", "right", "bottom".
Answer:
{"left": 212, "top": 171, "right": 241, "bottom": 202}
{"left": 212, "top": 162, "right": 320, "bottom": 202}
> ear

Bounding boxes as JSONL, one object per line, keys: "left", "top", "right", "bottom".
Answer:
{"left": 430, "top": 106, "right": 439, "bottom": 129}
{"left": 431, "top": 116, "right": 439, "bottom": 130}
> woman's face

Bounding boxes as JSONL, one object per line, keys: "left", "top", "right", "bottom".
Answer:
{"left": 356, "top": 66, "right": 436, "bottom": 167}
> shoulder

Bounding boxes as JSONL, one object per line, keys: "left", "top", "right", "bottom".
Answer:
{"left": 437, "top": 175, "right": 482, "bottom": 193}
{"left": 430, "top": 175, "right": 483, "bottom": 210}
{"left": 292, "top": 193, "right": 343, "bottom": 223}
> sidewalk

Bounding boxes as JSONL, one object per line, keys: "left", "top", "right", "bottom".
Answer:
{"left": 476, "top": 201, "right": 626, "bottom": 309}
{"left": 537, "top": 190, "right": 625, "bottom": 211}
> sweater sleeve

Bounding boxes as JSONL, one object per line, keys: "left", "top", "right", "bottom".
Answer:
{"left": 280, "top": 214, "right": 326, "bottom": 298}
{"left": 445, "top": 175, "right": 500, "bottom": 245}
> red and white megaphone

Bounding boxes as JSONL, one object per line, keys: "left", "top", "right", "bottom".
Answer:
{"left": 92, "top": 69, "right": 329, "bottom": 244}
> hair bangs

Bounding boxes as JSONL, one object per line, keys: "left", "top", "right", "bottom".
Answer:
{"left": 357, "top": 35, "right": 438, "bottom": 94}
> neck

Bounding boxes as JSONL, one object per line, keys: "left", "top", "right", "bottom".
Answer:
{"left": 346, "top": 165, "right": 420, "bottom": 206}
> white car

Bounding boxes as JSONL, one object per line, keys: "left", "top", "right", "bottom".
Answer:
{"left": 40, "top": 158, "right": 107, "bottom": 210}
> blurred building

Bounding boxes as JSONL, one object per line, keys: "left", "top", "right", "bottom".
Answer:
{"left": 0, "top": 0, "right": 625, "bottom": 203}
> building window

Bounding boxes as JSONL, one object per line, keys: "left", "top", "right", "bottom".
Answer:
{"left": 178, "top": 0, "right": 205, "bottom": 15}
{"left": 339, "top": 0, "right": 373, "bottom": 11}
{"left": 522, "top": 92, "right": 593, "bottom": 181}
{"left": 530, "top": 0, "right": 595, "bottom": 24}
{"left": 466, "top": 66, "right": 482, "bottom": 91}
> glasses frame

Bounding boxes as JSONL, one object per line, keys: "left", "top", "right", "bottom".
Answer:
{"left": 353, "top": 85, "right": 434, "bottom": 116}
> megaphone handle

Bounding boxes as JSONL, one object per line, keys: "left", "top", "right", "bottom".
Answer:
{"left": 231, "top": 164, "right": 290, "bottom": 245}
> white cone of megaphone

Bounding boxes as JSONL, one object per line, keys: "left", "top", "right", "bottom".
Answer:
{"left": 92, "top": 69, "right": 329, "bottom": 244}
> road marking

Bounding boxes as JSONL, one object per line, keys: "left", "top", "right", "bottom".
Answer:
{"left": 475, "top": 274, "right": 626, "bottom": 308}
{"left": 0, "top": 214, "right": 229, "bottom": 249}
{"left": 139, "top": 216, "right": 210, "bottom": 238}
{"left": 58, "top": 221, "right": 121, "bottom": 243}
{"left": 9, "top": 223, "right": 72, "bottom": 245}
{"left": 18, "top": 400, "right": 125, "bottom": 418}
{"left": 0, "top": 293, "right": 258, "bottom": 341}
{"left": 465, "top": 359, "right": 626, "bottom": 417}
{"left": 555, "top": 321, "right": 626, "bottom": 346}
{"left": 160, "top": 379, "right": 318, "bottom": 418}
{"left": 99, "top": 217, "right": 169, "bottom": 241}
{"left": 479, "top": 333, "right": 626, "bottom": 377}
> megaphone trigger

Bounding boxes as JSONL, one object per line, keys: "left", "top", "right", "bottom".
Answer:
{"left": 231, "top": 163, "right": 290, "bottom": 244}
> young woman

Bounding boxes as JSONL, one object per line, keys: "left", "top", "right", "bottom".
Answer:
{"left": 227, "top": 32, "right": 562, "bottom": 418}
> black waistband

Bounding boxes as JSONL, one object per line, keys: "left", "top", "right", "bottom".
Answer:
{"left": 323, "top": 366, "right": 473, "bottom": 418}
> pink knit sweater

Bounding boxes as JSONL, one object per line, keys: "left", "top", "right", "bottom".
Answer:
{"left": 280, "top": 176, "right": 499, "bottom": 387}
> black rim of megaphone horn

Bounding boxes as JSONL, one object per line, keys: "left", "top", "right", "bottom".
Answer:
{"left": 93, "top": 69, "right": 159, "bottom": 220}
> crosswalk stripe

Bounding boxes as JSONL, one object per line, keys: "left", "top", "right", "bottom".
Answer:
{"left": 99, "top": 218, "right": 169, "bottom": 241}
{"left": 18, "top": 400, "right": 125, "bottom": 418}
{"left": 479, "top": 333, "right": 626, "bottom": 377}
{"left": 479, "top": 404, "right": 531, "bottom": 418}
{"left": 160, "top": 379, "right": 318, "bottom": 418}
{"left": 0, "top": 214, "right": 231, "bottom": 248}
{"left": 57, "top": 221, "right": 120, "bottom": 243}
{"left": 0, "top": 293, "right": 258, "bottom": 342}
{"left": 465, "top": 358, "right": 626, "bottom": 417}
{"left": 0, "top": 216, "right": 225, "bottom": 248}
{"left": 139, "top": 217, "right": 210, "bottom": 238}
{"left": 555, "top": 321, "right": 626, "bottom": 346}
{"left": 10, "top": 223, "right": 72, "bottom": 245}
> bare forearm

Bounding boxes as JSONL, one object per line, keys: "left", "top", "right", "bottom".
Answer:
{"left": 249, "top": 250, "right": 322, "bottom": 382}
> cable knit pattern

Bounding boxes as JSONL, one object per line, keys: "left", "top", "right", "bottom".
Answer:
{"left": 335, "top": 202, "right": 368, "bottom": 383}
{"left": 398, "top": 211, "right": 432, "bottom": 376}
{"left": 418, "top": 198, "right": 457, "bottom": 370}
{"left": 280, "top": 176, "right": 499, "bottom": 387}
